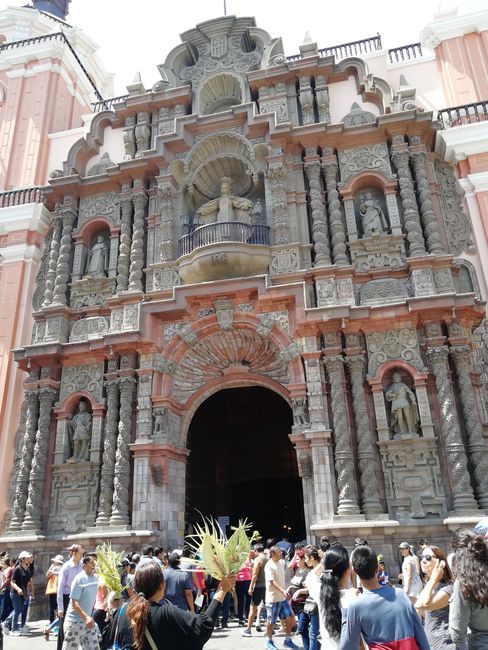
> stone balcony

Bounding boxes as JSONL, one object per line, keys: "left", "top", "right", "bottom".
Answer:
{"left": 177, "top": 221, "right": 271, "bottom": 283}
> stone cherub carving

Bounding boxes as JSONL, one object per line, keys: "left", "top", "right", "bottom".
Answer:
{"left": 384, "top": 371, "right": 419, "bottom": 437}
{"left": 360, "top": 194, "right": 388, "bottom": 237}
{"left": 292, "top": 397, "right": 309, "bottom": 427}
{"left": 67, "top": 399, "right": 92, "bottom": 462}
{"left": 197, "top": 177, "right": 253, "bottom": 225}
{"left": 84, "top": 235, "right": 108, "bottom": 277}
{"left": 153, "top": 407, "right": 169, "bottom": 436}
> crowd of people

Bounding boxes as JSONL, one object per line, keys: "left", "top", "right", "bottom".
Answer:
{"left": 0, "top": 526, "right": 487, "bottom": 650}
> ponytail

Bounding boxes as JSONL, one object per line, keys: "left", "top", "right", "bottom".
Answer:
{"left": 127, "top": 594, "right": 151, "bottom": 650}
{"left": 126, "top": 562, "right": 164, "bottom": 650}
{"left": 319, "top": 545, "right": 349, "bottom": 641}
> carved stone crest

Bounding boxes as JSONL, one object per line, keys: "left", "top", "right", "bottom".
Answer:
{"left": 366, "top": 328, "right": 425, "bottom": 376}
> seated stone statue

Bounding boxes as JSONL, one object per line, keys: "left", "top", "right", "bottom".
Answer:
{"left": 384, "top": 371, "right": 419, "bottom": 437}
{"left": 84, "top": 235, "right": 108, "bottom": 277}
{"left": 67, "top": 399, "right": 92, "bottom": 462}
{"left": 197, "top": 176, "right": 253, "bottom": 225}
{"left": 360, "top": 194, "right": 388, "bottom": 237}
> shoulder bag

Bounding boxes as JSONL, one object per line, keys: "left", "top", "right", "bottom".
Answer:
{"left": 145, "top": 626, "right": 158, "bottom": 650}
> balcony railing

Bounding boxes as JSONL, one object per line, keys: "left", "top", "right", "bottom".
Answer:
{"left": 287, "top": 34, "right": 382, "bottom": 62}
{"left": 388, "top": 43, "right": 423, "bottom": 63}
{"left": 92, "top": 95, "right": 130, "bottom": 112}
{"left": 178, "top": 222, "right": 270, "bottom": 257}
{"left": 437, "top": 100, "right": 488, "bottom": 128}
{"left": 0, "top": 187, "right": 43, "bottom": 208}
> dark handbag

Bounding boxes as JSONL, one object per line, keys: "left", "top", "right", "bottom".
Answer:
{"left": 303, "top": 597, "right": 318, "bottom": 615}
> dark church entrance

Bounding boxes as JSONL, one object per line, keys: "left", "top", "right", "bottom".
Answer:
{"left": 186, "top": 386, "right": 306, "bottom": 541}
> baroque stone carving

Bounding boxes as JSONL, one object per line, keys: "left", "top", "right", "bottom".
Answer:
{"left": 59, "top": 363, "right": 104, "bottom": 404}
{"left": 96, "top": 379, "right": 120, "bottom": 526}
{"left": 116, "top": 191, "right": 132, "bottom": 293}
{"left": 214, "top": 298, "right": 234, "bottom": 330}
{"left": 384, "top": 371, "right": 419, "bottom": 437}
{"left": 67, "top": 399, "right": 92, "bottom": 462}
{"left": 359, "top": 195, "right": 388, "bottom": 237}
{"left": 410, "top": 152, "right": 444, "bottom": 254}
{"left": 366, "top": 328, "right": 424, "bottom": 376}
{"left": 292, "top": 397, "right": 309, "bottom": 428}
{"left": 349, "top": 235, "right": 405, "bottom": 272}
{"left": 338, "top": 144, "right": 392, "bottom": 183}
{"left": 323, "top": 156, "right": 348, "bottom": 265}
{"left": 304, "top": 161, "right": 331, "bottom": 265}
{"left": 341, "top": 102, "right": 376, "bottom": 128}
{"left": 79, "top": 191, "right": 120, "bottom": 226}
{"left": 70, "top": 316, "right": 109, "bottom": 343}
{"left": 84, "top": 236, "right": 109, "bottom": 277}
{"left": 315, "top": 76, "right": 330, "bottom": 124}
{"left": 52, "top": 199, "right": 77, "bottom": 306}
{"left": 110, "top": 378, "right": 136, "bottom": 525}
{"left": 268, "top": 163, "right": 289, "bottom": 245}
{"left": 391, "top": 150, "right": 426, "bottom": 257}
{"left": 33, "top": 226, "right": 53, "bottom": 311}
{"left": 270, "top": 248, "right": 299, "bottom": 275}
{"left": 87, "top": 152, "right": 115, "bottom": 176}
{"left": 360, "top": 278, "right": 410, "bottom": 306}
{"left": 159, "top": 183, "right": 176, "bottom": 262}
{"left": 434, "top": 159, "right": 474, "bottom": 255}
{"left": 128, "top": 188, "right": 147, "bottom": 292}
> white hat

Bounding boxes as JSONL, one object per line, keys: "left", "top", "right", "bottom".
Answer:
{"left": 18, "top": 551, "right": 32, "bottom": 560}
{"left": 51, "top": 555, "right": 64, "bottom": 564}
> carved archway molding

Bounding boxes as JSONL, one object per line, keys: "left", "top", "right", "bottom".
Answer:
{"left": 55, "top": 390, "right": 105, "bottom": 419}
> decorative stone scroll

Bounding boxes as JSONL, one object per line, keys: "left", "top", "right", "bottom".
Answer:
{"left": 298, "top": 77, "right": 314, "bottom": 125}
{"left": 360, "top": 278, "right": 410, "bottom": 306}
{"left": 267, "top": 163, "right": 289, "bottom": 245}
{"left": 315, "top": 76, "right": 330, "bottom": 124}
{"left": 433, "top": 159, "right": 474, "bottom": 255}
{"left": 59, "top": 363, "right": 104, "bottom": 404}
{"left": 79, "top": 191, "right": 121, "bottom": 226}
{"left": 338, "top": 144, "right": 392, "bottom": 184}
{"left": 259, "top": 84, "right": 289, "bottom": 123}
{"left": 391, "top": 150, "right": 426, "bottom": 257}
{"left": 135, "top": 112, "right": 150, "bottom": 157}
{"left": 159, "top": 183, "right": 176, "bottom": 262}
{"left": 70, "top": 317, "right": 109, "bottom": 342}
{"left": 270, "top": 247, "right": 299, "bottom": 275}
{"left": 366, "top": 328, "right": 424, "bottom": 377}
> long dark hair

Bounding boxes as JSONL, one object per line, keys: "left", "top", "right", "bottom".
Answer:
{"left": 424, "top": 546, "right": 453, "bottom": 583}
{"left": 454, "top": 530, "right": 488, "bottom": 607}
{"left": 319, "top": 544, "right": 350, "bottom": 641}
{"left": 127, "top": 563, "right": 164, "bottom": 650}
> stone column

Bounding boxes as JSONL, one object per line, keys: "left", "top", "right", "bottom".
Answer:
{"left": 22, "top": 387, "right": 57, "bottom": 532}
{"left": 123, "top": 116, "right": 136, "bottom": 160}
{"left": 267, "top": 162, "right": 289, "bottom": 244}
{"left": 451, "top": 345, "right": 488, "bottom": 508}
{"left": 159, "top": 182, "right": 176, "bottom": 262}
{"left": 52, "top": 199, "right": 77, "bottom": 306}
{"left": 116, "top": 186, "right": 133, "bottom": 293}
{"left": 9, "top": 391, "right": 40, "bottom": 530}
{"left": 322, "top": 152, "right": 348, "bottom": 266}
{"left": 346, "top": 355, "right": 384, "bottom": 514}
{"left": 42, "top": 215, "right": 63, "bottom": 308}
{"left": 427, "top": 346, "right": 478, "bottom": 511}
{"left": 304, "top": 159, "right": 331, "bottom": 266}
{"left": 110, "top": 377, "right": 136, "bottom": 525}
{"left": 410, "top": 151, "right": 444, "bottom": 254}
{"left": 96, "top": 379, "right": 120, "bottom": 526}
{"left": 391, "top": 150, "right": 426, "bottom": 257}
{"left": 128, "top": 186, "right": 147, "bottom": 293}
{"left": 323, "top": 355, "right": 360, "bottom": 515}
{"left": 306, "top": 430, "right": 337, "bottom": 521}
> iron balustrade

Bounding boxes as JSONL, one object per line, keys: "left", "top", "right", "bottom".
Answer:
{"left": 287, "top": 34, "right": 382, "bottom": 62}
{"left": 178, "top": 222, "right": 270, "bottom": 256}
{"left": 437, "top": 100, "right": 488, "bottom": 128}
{"left": 92, "top": 95, "right": 130, "bottom": 112}
{"left": 388, "top": 43, "right": 423, "bottom": 62}
{"left": 0, "top": 187, "right": 43, "bottom": 208}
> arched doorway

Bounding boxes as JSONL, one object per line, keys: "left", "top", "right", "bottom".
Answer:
{"left": 185, "top": 386, "right": 306, "bottom": 540}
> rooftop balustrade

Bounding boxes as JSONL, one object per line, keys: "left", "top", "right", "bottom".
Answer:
{"left": 437, "top": 100, "right": 488, "bottom": 128}
{"left": 0, "top": 187, "right": 43, "bottom": 208}
{"left": 387, "top": 43, "right": 423, "bottom": 62}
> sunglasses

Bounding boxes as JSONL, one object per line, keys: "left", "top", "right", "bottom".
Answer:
{"left": 421, "top": 554, "right": 436, "bottom": 561}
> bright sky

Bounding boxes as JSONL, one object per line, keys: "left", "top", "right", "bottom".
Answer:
{"left": 5, "top": 0, "right": 488, "bottom": 95}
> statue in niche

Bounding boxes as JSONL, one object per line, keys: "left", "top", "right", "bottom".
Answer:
{"left": 197, "top": 177, "right": 253, "bottom": 225}
{"left": 67, "top": 399, "right": 92, "bottom": 462}
{"left": 384, "top": 371, "right": 419, "bottom": 438}
{"left": 84, "top": 235, "right": 108, "bottom": 277}
{"left": 360, "top": 194, "right": 388, "bottom": 237}
{"left": 250, "top": 198, "right": 263, "bottom": 224}
{"left": 292, "top": 397, "right": 309, "bottom": 427}
{"left": 153, "top": 407, "right": 169, "bottom": 436}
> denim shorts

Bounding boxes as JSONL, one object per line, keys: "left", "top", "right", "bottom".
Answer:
{"left": 266, "top": 598, "right": 293, "bottom": 624}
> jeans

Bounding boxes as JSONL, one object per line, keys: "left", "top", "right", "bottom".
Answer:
{"left": 221, "top": 592, "right": 230, "bottom": 625}
{"left": 48, "top": 594, "right": 57, "bottom": 624}
{"left": 0, "top": 589, "right": 12, "bottom": 623}
{"left": 298, "top": 609, "right": 320, "bottom": 650}
{"left": 11, "top": 592, "right": 28, "bottom": 631}
{"left": 236, "top": 580, "right": 251, "bottom": 620}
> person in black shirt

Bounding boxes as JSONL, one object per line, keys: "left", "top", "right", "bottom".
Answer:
{"left": 10, "top": 552, "right": 32, "bottom": 635}
{"left": 106, "top": 562, "right": 235, "bottom": 650}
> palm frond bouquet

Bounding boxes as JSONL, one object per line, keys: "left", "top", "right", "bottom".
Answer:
{"left": 186, "top": 517, "right": 258, "bottom": 579}
{"left": 95, "top": 542, "right": 124, "bottom": 602}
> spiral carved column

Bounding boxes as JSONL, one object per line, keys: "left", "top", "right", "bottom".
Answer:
{"left": 110, "top": 378, "right": 136, "bottom": 525}
{"left": 42, "top": 216, "right": 63, "bottom": 307}
{"left": 128, "top": 190, "right": 147, "bottom": 292}
{"left": 52, "top": 203, "right": 76, "bottom": 305}
{"left": 304, "top": 160, "right": 331, "bottom": 266}
{"left": 159, "top": 183, "right": 176, "bottom": 262}
{"left": 22, "top": 387, "right": 57, "bottom": 532}
{"left": 324, "top": 355, "right": 360, "bottom": 515}
{"left": 96, "top": 379, "right": 121, "bottom": 526}
{"left": 116, "top": 190, "right": 133, "bottom": 293}
{"left": 9, "top": 391, "right": 40, "bottom": 530}
{"left": 410, "top": 151, "right": 444, "bottom": 254}
{"left": 427, "top": 346, "right": 478, "bottom": 512}
{"left": 322, "top": 158, "right": 348, "bottom": 266}
{"left": 391, "top": 150, "right": 426, "bottom": 257}
{"left": 346, "top": 355, "right": 384, "bottom": 514}
{"left": 451, "top": 345, "right": 488, "bottom": 509}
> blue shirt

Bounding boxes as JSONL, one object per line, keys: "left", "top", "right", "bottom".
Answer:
{"left": 162, "top": 567, "right": 193, "bottom": 611}
{"left": 65, "top": 570, "right": 99, "bottom": 623}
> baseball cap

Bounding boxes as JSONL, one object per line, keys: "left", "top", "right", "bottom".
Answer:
{"left": 51, "top": 555, "right": 64, "bottom": 564}
{"left": 18, "top": 551, "right": 32, "bottom": 560}
{"left": 398, "top": 542, "right": 412, "bottom": 549}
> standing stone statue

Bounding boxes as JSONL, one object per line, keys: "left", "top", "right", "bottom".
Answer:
{"left": 360, "top": 194, "right": 388, "bottom": 237}
{"left": 384, "top": 371, "right": 419, "bottom": 437}
{"left": 84, "top": 235, "right": 108, "bottom": 277}
{"left": 250, "top": 198, "right": 263, "bottom": 224}
{"left": 292, "top": 397, "right": 309, "bottom": 427}
{"left": 67, "top": 399, "right": 92, "bottom": 462}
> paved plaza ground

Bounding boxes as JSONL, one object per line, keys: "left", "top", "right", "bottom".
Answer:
{"left": 2, "top": 618, "right": 302, "bottom": 649}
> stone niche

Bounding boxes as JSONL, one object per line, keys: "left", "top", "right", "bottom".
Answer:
{"left": 47, "top": 462, "right": 100, "bottom": 535}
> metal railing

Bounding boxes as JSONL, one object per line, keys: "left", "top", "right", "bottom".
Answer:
{"left": 388, "top": 43, "right": 423, "bottom": 63}
{"left": 92, "top": 94, "right": 130, "bottom": 112}
{"left": 437, "top": 100, "right": 488, "bottom": 128}
{"left": 0, "top": 31, "right": 103, "bottom": 101}
{"left": 178, "top": 222, "right": 270, "bottom": 256}
{"left": 287, "top": 34, "right": 382, "bottom": 62}
{"left": 0, "top": 187, "right": 43, "bottom": 208}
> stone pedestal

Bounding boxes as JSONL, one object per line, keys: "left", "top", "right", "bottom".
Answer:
{"left": 348, "top": 234, "right": 406, "bottom": 272}
{"left": 48, "top": 462, "right": 100, "bottom": 535}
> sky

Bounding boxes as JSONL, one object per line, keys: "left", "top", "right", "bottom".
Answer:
{"left": 4, "top": 0, "right": 487, "bottom": 95}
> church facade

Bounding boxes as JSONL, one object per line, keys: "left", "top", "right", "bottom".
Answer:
{"left": 1, "top": 4, "right": 488, "bottom": 577}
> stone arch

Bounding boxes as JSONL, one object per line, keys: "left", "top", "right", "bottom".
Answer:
{"left": 56, "top": 391, "right": 98, "bottom": 418}
{"left": 453, "top": 258, "right": 481, "bottom": 298}
{"left": 334, "top": 58, "right": 394, "bottom": 113}
{"left": 62, "top": 111, "right": 116, "bottom": 177}
{"left": 74, "top": 216, "right": 117, "bottom": 245}
{"left": 340, "top": 170, "right": 397, "bottom": 196}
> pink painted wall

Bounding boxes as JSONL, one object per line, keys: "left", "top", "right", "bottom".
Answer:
{"left": 436, "top": 32, "right": 488, "bottom": 106}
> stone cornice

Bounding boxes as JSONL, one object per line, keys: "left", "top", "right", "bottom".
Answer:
{"left": 435, "top": 121, "right": 488, "bottom": 163}
{"left": 421, "top": 9, "right": 488, "bottom": 50}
